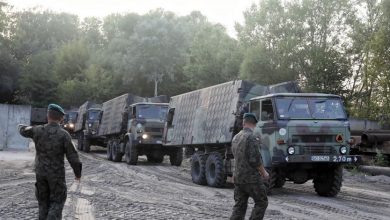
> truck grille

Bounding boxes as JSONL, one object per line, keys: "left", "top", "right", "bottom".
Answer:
{"left": 302, "top": 146, "right": 336, "bottom": 155}
{"left": 292, "top": 135, "right": 336, "bottom": 143}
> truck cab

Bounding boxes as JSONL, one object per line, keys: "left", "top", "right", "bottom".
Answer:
{"left": 63, "top": 111, "right": 78, "bottom": 134}
{"left": 127, "top": 103, "right": 168, "bottom": 145}
{"left": 85, "top": 108, "right": 102, "bottom": 136}
{"left": 120, "top": 102, "right": 182, "bottom": 166}
{"left": 249, "top": 93, "right": 360, "bottom": 196}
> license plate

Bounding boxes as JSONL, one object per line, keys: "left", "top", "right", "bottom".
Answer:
{"left": 311, "top": 156, "right": 330, "bottom": 161}
{"left": 156, "top": 140, "right": 162, "bottom": 144}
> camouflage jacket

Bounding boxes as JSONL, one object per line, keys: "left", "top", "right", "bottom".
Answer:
{"left": 232, "top": 127, "right": 263, "bottom": 184}
{"left": 19, "top": 122, "right": 82, "bottom": 178}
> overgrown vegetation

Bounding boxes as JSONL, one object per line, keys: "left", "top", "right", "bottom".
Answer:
{"left": 0, "top": 0, "right": 389, "bottom": 123}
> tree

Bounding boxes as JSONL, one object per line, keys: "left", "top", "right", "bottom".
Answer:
{"left": 18, "top": 51, "right": 58, "bottom": 106}
{"left": 127, "top": 9, "right": 186, "bottom": 96}
{"left": 184, "top": 23, "right": 242, "bottom": 88}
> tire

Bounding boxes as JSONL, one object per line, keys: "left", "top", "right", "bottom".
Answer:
{"left": 125, "top": 136, "right": 138, "bottom": 165}
{"left": 313, "top": 165, "right": 343, "bottom": 197}
{"left": 112, "top": 141, "right": 123, "bottom": 162}
{"left": 77, "top": 133, "right": 83, "bottom": 151}
{"left": 106, "top": 141, "right": 113, "bottom": 161}
{"left": 191, "top": 151, "right": 207, "bottom": 185}
{"left": 269, "top": 168, "right": 286, "bottom": 189}
{"left": 83, "top": 136, "right": 91, "bottom": 153}
{"left": 170, "top": 148, "right": 183, "bottom": 166}
{"left": 205, "top": 152, "right": 226, "bottom": 188}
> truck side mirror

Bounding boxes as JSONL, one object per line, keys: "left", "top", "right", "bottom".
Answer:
{"left": 167, "top": 108, "right": 175, "bottom": 126}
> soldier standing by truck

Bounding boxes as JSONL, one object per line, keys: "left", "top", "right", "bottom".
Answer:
{"left": 18, "top": 104, "right": 82, "bottom": 220}
{"left": 230, "top": 113, "right": 269, "bottom": 220}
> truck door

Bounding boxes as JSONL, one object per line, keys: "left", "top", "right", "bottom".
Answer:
{"left": 256, "top": 99, "right": 276, "bottom": 167}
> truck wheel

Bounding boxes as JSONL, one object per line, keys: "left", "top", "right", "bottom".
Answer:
{"left": 125, "top": 139, "right": 138, "bottom": 165}
{"left": 205, "top": 152, "right": 226, "bottom": 188}
{"left": 170, "top": 148, "right": 183, "bottom": 166}
{"left": 106, "top": 141, "right": 113, "bottom": 161}
{"left": 83, "top": 136, "right": 91, "bottom": 153}
{"left": 313, "top": 165, "right": 343, "bottom": 197}
{"left": 77, "top": 133, "right": 83, "bottom": 151}
{"left": 269, "top": 168, "right": 286, "bottom": 189}
{"left": 112, "top": 141, "right": 123, "bottom": 162}
{"left": 191, "top": 151, "right": 207, "bottom": 185}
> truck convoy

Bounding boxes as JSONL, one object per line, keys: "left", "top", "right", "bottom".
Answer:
{"left": 163, "top": 80, "right": 361, "bottom": 197}
{"left": 75, "top": 94, "right": 182, "bottom": 166}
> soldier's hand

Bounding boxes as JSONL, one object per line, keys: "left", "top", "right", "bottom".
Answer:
{"left": 261, "top": 170, "right": 270, "bottom": 180}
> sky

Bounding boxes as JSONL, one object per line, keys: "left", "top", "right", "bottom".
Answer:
{"left": 5, "top": 0, "right": 257, "bottom": 36}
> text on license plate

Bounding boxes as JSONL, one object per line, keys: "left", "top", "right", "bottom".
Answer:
{"left": 311, "top": 156, "right": 330, "bottom": 161}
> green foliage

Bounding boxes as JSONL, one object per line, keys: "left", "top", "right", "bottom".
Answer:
{"left": 184, "top": 24, "right": 242, "bottom": 88}
{"left": 18, "top": 51, "right": 58, "bottom": 107}
{"left": 0, "top": 0, "right": 389, "bottom": 120}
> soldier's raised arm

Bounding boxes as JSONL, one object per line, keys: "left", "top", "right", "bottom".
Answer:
{"left": 64, "top": 133, "right": 82, "bottom": 179}
{"left": 18, "top": 124, "right": 35, "bottom": 138}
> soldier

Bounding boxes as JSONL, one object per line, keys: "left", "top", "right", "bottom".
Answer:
{"left": 230, "top": 113, "right": 269, "bottom": 220}
{"left": 19, "top": 104, "right": 82, "bottom": 220}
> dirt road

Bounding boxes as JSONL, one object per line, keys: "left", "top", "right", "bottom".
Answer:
{"left": 1, "top": 149, "right": 389, "bottom": 219}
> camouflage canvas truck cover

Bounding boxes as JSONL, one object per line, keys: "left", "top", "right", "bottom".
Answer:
{"left": 248, "top": 93, "right": 361, "bottom": 196}
{"left": 75, "top": 101, "right": 103, "bottom": 152}
{"left": 163, "top": 80, "right": 297, "bottom": 187}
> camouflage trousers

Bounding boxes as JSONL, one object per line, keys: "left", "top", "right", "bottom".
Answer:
{"left": 230, "top": 183, "right": 268, "bottom": 220}
{"left": 35, "top": 175, "right": 67, "bottom": 220}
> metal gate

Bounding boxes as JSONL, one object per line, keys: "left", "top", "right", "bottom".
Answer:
{"left": 0, "top": 104, "right": 31, "bottom": 150}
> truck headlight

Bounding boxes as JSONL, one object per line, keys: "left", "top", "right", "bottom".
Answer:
{"left": 69, "top": 123, "right": 74, "bottom": 128}
{"left": 142, "top": 134, "right": 148, "bottom": 139}
{"left": 287, "top": 146, "right": 295, "bottom": 155}
{"left": 88, "top": 123, "right": 92, "bottom": 128}
{"left": 340, "top": 146, "right": 347, "bottom": 155}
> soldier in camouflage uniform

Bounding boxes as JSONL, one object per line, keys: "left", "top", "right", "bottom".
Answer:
{"left": 230, "top": 113, "right": 269, "bottom": 220}
{"left": 19, "top": 104, "right": 82, "bottom": 220}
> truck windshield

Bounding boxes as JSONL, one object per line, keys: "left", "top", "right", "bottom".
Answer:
{"left": 88, "top": 110, "right": 100, "bottom": 121}
{"left": 68, "top": 112, "right": 78, "bottom": 122}
{"left": 275, "top": 97, "right": 346, "bottom": 119}
{"left": 137, "top": 105, "right": 168, "bottom": 120}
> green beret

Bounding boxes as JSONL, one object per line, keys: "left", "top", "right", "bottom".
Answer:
{"left": 243, "top": 112, "right": 258, "bottom": 122}
{"left": 48, "top": 103, "right": 65, "bottom": 115}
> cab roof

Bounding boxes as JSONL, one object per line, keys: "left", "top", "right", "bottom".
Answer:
{"left": 250, "top": 93, "right": 341, "bottom": 101}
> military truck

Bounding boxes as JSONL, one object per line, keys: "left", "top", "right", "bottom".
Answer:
{"left": 63, "top": 111, "right": 78, "bottom": 134}
{"left": 97, "top": 93, "right": 182, "bottom": 166}
{"left": 74, "top": 101, "right": 103, "bottom": 152}
{"left": 349, "top": 118, "right": 390, "bottom": 163}
{"left": 163, "top": 80, "right": 361, "bottom": 197}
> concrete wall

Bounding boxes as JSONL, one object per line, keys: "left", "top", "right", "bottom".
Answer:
{"left": 0, "top": 104, "right": 31, "bottom": 150}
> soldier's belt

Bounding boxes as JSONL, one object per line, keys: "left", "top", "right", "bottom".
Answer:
{"left": 272, "top": 155, "right": 362, "bottom": 164}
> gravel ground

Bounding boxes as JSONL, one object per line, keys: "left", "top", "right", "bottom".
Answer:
{"left": 1, "top": 147, "right": 390, "bottom": 220}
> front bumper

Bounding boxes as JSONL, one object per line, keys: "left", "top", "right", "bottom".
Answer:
{"left": 273, "top": 155, "right": 362, "bottom": 164}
